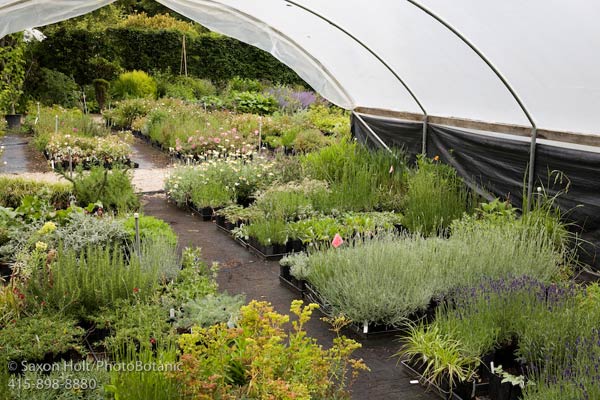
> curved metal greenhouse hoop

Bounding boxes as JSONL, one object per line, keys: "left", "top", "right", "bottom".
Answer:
{"left": 405, "top": 0, "right": 539, "bottom": 209}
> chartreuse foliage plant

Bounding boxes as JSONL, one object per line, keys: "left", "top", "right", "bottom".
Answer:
{"left": 174, "top": 300, "right": 368, "bottom": 399}
{"left": 396, "top": 323, "right": 479, "bottom": 394}
{"left": 112, "top": 70, "right": 157, "bottom": 99}
{"left": 124, "top": 214, "right": 177, "bottom": 247}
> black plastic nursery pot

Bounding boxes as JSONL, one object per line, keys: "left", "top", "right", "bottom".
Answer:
{"left": 0, "top": 262, "right": 12, "bottom": 280}
{"left": 347, "top": 320, "right": 406, "bottom": 340}
{"left": 5, "top": 114, "right": 21, "bottom": 130}
{"left": 188, "top": 203, "right": 214, "bottom": 221}
{"left": 285, "top": 238, "right": 304, "bottom": 253}
{"left": 279, "top": 264, "right": 306, "bottom": 295}
{"left": 245, "top": 237, "right": 288, "bottom": 260}
{"left": 489, "top": 373, "right": 522, "bottom": 400}
{"left": 400, "top": 358, "right": 488, "bottom": 400}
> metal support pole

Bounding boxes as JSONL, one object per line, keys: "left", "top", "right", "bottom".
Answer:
{"left": 421, "top": 115, "right": 429, "bottom": 155}
{"left": 55, "top": 115, "right": 59, "bottom": 134}
{"left": 82, "top": 90, "right": 88, "bottom": 114}
{"left": 134, "top": 212, "right": 141, "bottom": 259}
{"left": 258, "top": 116, "right": 263, "bottom": 154}
{"left": 352, "top": 112, "right": 392, "bottom": 153}
{"left": 68, "top": 147, "right": 73, "bottom": 178}
{"left": 407, "top": 0, "right": 539, "bottom": 212}
{"left": 526, "top": 127, "right": 538, "bottom": 211}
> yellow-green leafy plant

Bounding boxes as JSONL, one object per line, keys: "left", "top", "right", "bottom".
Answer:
{"left": 396, "top": 323, "right": 479, "bottom": 394}
{"left": 174, "top": 300, "right": 368, "bottom": 399}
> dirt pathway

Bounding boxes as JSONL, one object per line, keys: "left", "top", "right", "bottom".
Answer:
{"left": 141, "top": 193, "right": 436, "bottom": 400}
{"left": 0, "top": 134, "right": 49, "bottom": 174}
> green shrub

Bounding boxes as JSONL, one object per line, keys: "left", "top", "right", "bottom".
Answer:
{"left": 0, "top": 177, "right": 73, "bottom": 209}
{"left": 0, "top": 312, "right": 84, "bottom": 362}
{"left": 112, "top": 70, "right": 157, "bottom": 99}
{"left": 231, "top": 91, "right": 278, "bottom": 115}
{"left": 53, "top": 212, "right": 129, "bottom": 253}
{"left": 27, "top": 68, "right": 80, "bottom": 108}
{"left": 103, "top": 98, "right": 153, "bottom": 128}
{"left": 307, "top": 105, "right": 351, "bottom": 137}
{"left": 173, "top": 76, "right": 216, "bottom": 99}
{"left": 93, "top": 78, "right": 109, "bottom": 110}
{"left": 27, "top": 245, "right": 162, "bottom": 318}
{"left": 226, "top": 76, "right": 264, "bottom": 93}
{"left": 93, "top": 300, "right": 175, "bottom": 354}
{"left": 105, "top": 342, "right": 182, "bottom": 400}
{"left": 68, "top": 166, "right": 139, "bottom": 212}
{"left": 302, "top": 141, "right": 408, "bottom": 211}
{"left": 244, "top": 218, "right": 288, "bottom": 246}
{"left": 124, "top": 215, "right": 177, "bottom": 247}
{"left": 293, "top": 128, "right": 331, "bottom": 153}
{"left": 162, "top": 247, "right": 218, "bottom": 307}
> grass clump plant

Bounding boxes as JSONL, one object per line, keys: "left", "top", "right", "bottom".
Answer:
{"left": 402, "top": 156, "right": 476, "bottom": 235}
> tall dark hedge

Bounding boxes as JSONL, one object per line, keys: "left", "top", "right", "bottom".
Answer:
{"left": 33, "top": 27, "right": 303, "bottom": 85}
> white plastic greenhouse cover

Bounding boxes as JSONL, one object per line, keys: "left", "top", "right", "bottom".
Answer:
{"left": 1, "top": 0, "right": 599, "bottom": 137}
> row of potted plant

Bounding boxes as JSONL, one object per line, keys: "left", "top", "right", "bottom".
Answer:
{"left": 0, "top": 175, "right": 367, "bottom": 399}
{"left": 26, "top": 105, "right": 134, "bottom": 169}
{"left": 397, "top": 276, "right": 600, "bottom": 399}
{"left": 104, "top": 97, "right": 349, "bottom": 157}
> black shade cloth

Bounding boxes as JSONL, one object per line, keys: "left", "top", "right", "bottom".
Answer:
{"left": 352, "top": 114, "right": 600, "bottom": 270}
{"left": 351, "top": 113, "right": 422, "bottom": 160}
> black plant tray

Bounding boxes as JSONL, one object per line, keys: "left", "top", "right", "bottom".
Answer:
{"left": 244, "top": 237, "right": 289, "bottom": 261}
{"left": 347, "top": 321, "right": 406, "bottom": 340}
{"left": 279, "top": 264, "right": 306, "bottom": 296}
{"left": 400, "top": 359, "right": 488, "bottom": 400}
{"left": 187, "top": 203, "right": 214, "bottom": 221}
{"left": 304, "top": 283, "right": 417, "bottom": 339}
{"left": 215, "top": 214, "right": 237, "bottom": 232}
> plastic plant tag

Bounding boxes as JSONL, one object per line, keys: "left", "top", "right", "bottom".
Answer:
{"left": 169, "top": 308, "right": 175, "bottom": 319}
{"left": 389, "top": 165, "right": 394, "bottom": 174}
{"left": 363, "top": 320, "right": 368, "bottom": 334}
{"left": 410, "top": 380, "right": 419, "bottom": 384}
{"left": 332, "top": 233, "right": 344, "bottom": 248}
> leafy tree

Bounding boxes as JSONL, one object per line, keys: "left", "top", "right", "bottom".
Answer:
{"left": 0, "top": 33, "right": 26, "bottom": 114}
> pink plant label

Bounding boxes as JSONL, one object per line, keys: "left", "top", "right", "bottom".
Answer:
{"left": 332, "top": 233, "right": 344, "bottom": 248}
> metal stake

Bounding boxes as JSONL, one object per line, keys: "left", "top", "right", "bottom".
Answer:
{"left": 68, "top": 147, "right": 73, "bottom": 178}
{"left": 55, "top": 115, "right": 58, "bottom": 134}
{"left": 526, "top": 127, "right": 538, "bottom": 212}
{"left": 258, "top": 116, "right": 263, "bottom": 154}
{"left": 421, "top": 114, "right": 429, "bottom": 155}
{"left": 134, "top": 212, "right": 141, "bottom": 258}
